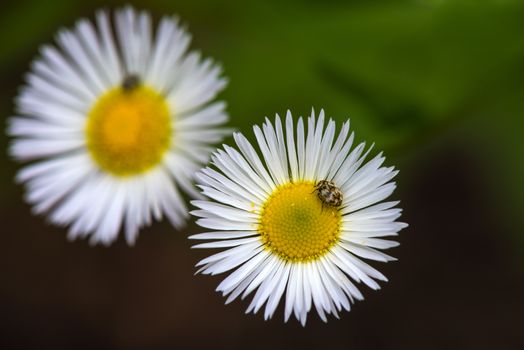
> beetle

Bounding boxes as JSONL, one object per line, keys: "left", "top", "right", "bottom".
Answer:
{"left": 121, "top": 74, "right": 140, "bottom": 92}
{"left": 315, "top": 180, "right": 343, "bottom": 208}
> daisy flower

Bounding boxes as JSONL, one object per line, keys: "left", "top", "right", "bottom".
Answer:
{"left": 8, "top": 6, "right": 229, "bottom": 245}
{"left": 191, "top": 110, "right": 407, "bottom": 325}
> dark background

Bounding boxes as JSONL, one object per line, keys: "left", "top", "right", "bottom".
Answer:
{"left": 1, "top": 0, "right": 524, "bottom": 349}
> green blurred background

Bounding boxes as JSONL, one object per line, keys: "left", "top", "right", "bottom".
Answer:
{"left": 1, "top": 0, "right": 524, "bottom": 349}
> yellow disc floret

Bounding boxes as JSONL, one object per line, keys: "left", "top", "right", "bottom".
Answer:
{"left": 258, "top": 181, "right": 342, "bottom": 262}
{"left": 85, "top": 84, "right": 172, "bottom": 176}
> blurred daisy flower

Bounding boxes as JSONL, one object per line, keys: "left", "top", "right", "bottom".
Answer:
{"left": 191, "top": 110, "right": 407, "bottom": 325}
{"left": 8, "top": 7, "right": 229, "bottom": 245}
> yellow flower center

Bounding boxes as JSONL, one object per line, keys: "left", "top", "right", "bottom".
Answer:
{"left": 85, "top": 84, "right": 172, "bottom": 176}
{"left": 258, "top": 181, "right": 342, "bottom": 262}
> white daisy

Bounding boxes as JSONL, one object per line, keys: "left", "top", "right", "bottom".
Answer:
{"left": 191, "top": 109, "right": 407, "bottom": 325}
{"left": 8, "top": 6, "right": 229, "bottom": 245}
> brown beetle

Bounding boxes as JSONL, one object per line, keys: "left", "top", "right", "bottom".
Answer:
{"left": 315, "top": 180, "right": 343, "bottom": 208}
{"left": 121, "top": 74, "right": 140, "bottom": 92}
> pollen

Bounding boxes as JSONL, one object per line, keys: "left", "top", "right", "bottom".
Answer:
{"left": 85, "top": 84, "right": 172, "bottom": 176}
{"left": 258, "top": 181, "right": 342, "bottom": 262}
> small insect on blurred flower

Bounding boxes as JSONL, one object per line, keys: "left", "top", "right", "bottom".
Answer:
{"left": 8, "top": 6, "right": 229, "bottom": 245}
{"left": 191, "top": 110, "right": 407, "bottom": 325}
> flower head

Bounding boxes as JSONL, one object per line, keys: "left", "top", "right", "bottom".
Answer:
{"left": 8, "top": 6, "right": 229, "bottom": 245}
{"left": 191, "top": 110, "right": 407, "bottom": 324}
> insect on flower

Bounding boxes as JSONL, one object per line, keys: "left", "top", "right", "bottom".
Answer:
{"left": 8, "top": 6, "right": 229, "bottom": 245}
{"left": 190, "top": 110, "right": 407, "bottom": 325}
{"left": 121, "top": 74, "right": 141, "bottom": 92}
{"left": 315, "top": 179, "right": 343, "bottom": 208}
